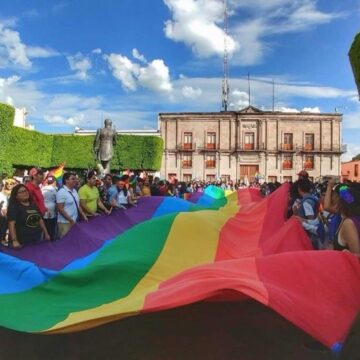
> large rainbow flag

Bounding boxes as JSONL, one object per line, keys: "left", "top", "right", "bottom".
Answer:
{"left": 0, "top": 184, "right": 359, "bottom": 353}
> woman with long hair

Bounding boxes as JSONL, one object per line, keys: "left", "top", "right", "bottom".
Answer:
{"left": 333, "top": 184, "right": 360, "bottom": 258}
{"left": 7, "top": 184, "right": 50, "bottom": 248}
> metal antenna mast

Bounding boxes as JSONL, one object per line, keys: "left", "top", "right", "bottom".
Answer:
{"left": 221, "top": 0, "right": 229, "bottom": 111}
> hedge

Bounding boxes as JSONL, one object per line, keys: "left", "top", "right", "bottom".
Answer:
{"left": 0, "top": 104, "right": 163, "bottom": 176}
{"left": 349, "top": 33, "right": 360, "bottom": 98}
{"left": 0, "top": 104, "right": 15, "bottom": 175}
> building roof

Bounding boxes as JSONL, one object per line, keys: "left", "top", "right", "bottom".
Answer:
{"left": 73, "top": 128, "right": 160, "bottom": 136}
{"left": 159, "top": 106, "right": 342, "bottom": 117}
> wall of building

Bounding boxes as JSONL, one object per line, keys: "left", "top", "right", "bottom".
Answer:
{"left": 342, "top": 160, "right": 360, "bottom": 182}
{"left": 160, "top": 109, "right": 343, "bottom": 182}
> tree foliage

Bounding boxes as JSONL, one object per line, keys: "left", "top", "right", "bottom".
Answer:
{"left": 0, "top": 103, "right": 163, "bottom": 176}
{"left": 349, "top": 33, "right": 360, "bottom": 98}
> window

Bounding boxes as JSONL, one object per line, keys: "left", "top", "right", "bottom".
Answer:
{"left": 305, "top": 134, "right": 314, "bottom": 150}
{"left": 283, "top": 133, "right": 293, "bottom": 150}
{"left": 244, "top": 132, "right": 255, "bottom": 150}
{"left": 182, "top": 154, "right": 192, "bottom": 168}
{"left": 282, "top": 154, "right": 293, "bottom": 169}
{"left": 283, "top": 176, "right": 292, "bottom": 183}
{"left": 268, "top": 176, "right": 277, "bottom": 183}
{"left": 206, "top": 154, "right": 216, "bottom": 168}
{"left": 355, "top": 164, "right": 359, "bottom": 177}
{"left": 184, "top": 132, "right": 193, "bottom": 149}
{"left": 206, "top": 174, "right": 216, "bottom": 182}
{"left": 207, "top": 132, "right": 216, "bottom": 149}
{"left": 304, "top": 155, "right": 314, "bottom": 169}
{"left": 183, "top": 174, "right": 192, "bottom": 182}
{"left": 221, "top": 174, "right": 230, "bottom": 182}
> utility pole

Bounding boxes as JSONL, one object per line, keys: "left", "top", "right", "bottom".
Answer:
{"left": 221, "top": 0, "right": 229, "bottom": 111}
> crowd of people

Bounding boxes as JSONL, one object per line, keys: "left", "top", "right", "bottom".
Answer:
{"left": 0, "top": 167, "right": 359, "bottom": 260}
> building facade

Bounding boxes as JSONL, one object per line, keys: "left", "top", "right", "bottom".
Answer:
{"left": 159, "top": 106, "right": 345, "bottom": 183}
{"left": 341, "top": 160, "right": 360, "bottom": 182}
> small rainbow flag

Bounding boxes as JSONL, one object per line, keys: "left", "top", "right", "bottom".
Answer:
{"left": 48, "top": 163, "right": 65, "bottom": 185}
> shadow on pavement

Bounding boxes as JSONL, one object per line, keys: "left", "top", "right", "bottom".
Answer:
{"left": 0, "top": 300, "right": 344, "bottom": 360}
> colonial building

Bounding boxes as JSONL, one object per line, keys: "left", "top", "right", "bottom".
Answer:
{"left": 341, "top": 160, "right": 360, "bottom": 182}
{"left": 159, "top": 106, "right": 345, "bottom": 183}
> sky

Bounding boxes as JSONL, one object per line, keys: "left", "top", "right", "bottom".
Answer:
{"left": 0, "top": 0, "right": 359, "bottom": 160}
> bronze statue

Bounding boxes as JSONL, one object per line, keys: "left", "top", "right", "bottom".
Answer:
{"left": 93, "top": 119, "right": 117, "bottom": 175}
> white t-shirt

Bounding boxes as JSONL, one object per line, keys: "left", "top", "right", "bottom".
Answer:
{"left": 42, "top": 185, "right": 57, "bottom": 219}
{"left": 56, "top": 186, "right": 80, "bottom": 223}
{"left": 115, "top": 190, "right": 128, "bottom": 206}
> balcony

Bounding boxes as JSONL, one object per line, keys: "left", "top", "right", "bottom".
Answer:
{"left": 182, "top": 160, "right": 192, "bottom": 168}
{"left": 205, "top": 160, "right": 216, "bottom": 168}
{"left": 282, "top": 143, "right": 294, "bottom": 151}
{"left": 297, "top": 144, "right": 346, "bottom": 154}
{"left": 234, "top": 144, "right": 266, "bottom": 152}
{"left": 282, "top": 161, "right": 293, "bottom": 170}
{"left": 278, "top": 143, "right": 296, "bottom": 152}
{"left": 175, "top": 143, "right": 196, "bottom": 151}
{"left": 197, "top": 143, "right": 219, "bottom": 152}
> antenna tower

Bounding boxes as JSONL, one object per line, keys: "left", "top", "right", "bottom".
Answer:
{"left": 221, "top": 0, "right": 229, "bottom": 111}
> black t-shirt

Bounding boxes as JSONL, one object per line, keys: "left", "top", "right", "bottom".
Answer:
{"left": 7, "top": 202, "right": 42, "bottom": 245}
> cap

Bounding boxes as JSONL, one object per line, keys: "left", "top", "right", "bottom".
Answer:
{"left": 29, "top": 167, "right": 44, "bottom": 177}
{"left": 297, "top": 170, "right": 309, "bottom": 177}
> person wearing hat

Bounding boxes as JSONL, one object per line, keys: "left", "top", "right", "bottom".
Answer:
{"left": 26, "top": 167, "right": 47, "bottom": 216}
{"left": 41, "top": 175, "right": 58, "bottom": 241}
{"left": 78, "top": 170, "right": 111, "bottom": 216}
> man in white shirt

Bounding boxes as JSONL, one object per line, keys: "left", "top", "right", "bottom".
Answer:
{"left": 56, "top": 172, "right": 87, "bottom": 238}
{"left": 41, "top": 175, "right": 57, "bottom": 241}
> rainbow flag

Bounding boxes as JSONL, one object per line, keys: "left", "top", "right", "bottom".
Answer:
{"left": 0, "top": 184, "right": 359, "bottom": 352}
{"left": 49, "top": 162, "right": 65, "bottom": 185}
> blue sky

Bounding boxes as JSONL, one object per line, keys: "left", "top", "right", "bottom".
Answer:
{"left": 0, "top": 0, "right": 359, "bottom": 159}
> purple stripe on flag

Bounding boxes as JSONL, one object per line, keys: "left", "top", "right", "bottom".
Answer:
{"left": 187, "top": 192, "right": 203, "bottom": 203}
{"left": 1, "top": 197, "right": 164, "bottom": 270}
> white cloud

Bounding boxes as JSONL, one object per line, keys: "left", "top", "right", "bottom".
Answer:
{"left": 67, "top": 53, "right": 92, "bottom": 79}
{"left": 44, "top": 114, "right": 85, "bottom": 126}
{"left": 26, "top": 46, "right": 60, "bottom": 58}
{"left": 6, "top": 96, "right": 14, "bottom": 106}
{"left": 132, "top": 48, "right": 147, "bottom": 63}
{"left": 182, "top": 85, "right": 202, "bottom": 98}
{"left": 164, "top": 0, "right": 237, "bottom": 58}
{"left": 0, "top": 75, "right": 21, "bottom": 88}
{"left": 342, "top": 108, "right": 360, "bottom": 129}
{"left": 342, "top": 143, "right": 360, "bottom": 162}
{"left": 0, "top": 24, "right": 31, "bottom": 68}
{"left": 106, "top": 53, "right": 172, "bottom": 93}
{"left": 138, "top": 59, "right": 173, "bottom": 92}
{"left": 164, "top": 0, "right": 340, "bottom": 65}
{"left": 230, "top": 89, "right": 249, "bottom": 109}
{"left": 301, "top": 106, "right": 320, "bottom": 113}
{"left": 92, "top": 48, "right": 102, "bottom": 54}
{"left": 0, "top": 21, "right": 60, "bottom": 69}
{"left": 278, "top": 107, "right": 299, "bottom": 112}
{"left": 106, "top": 53, "right": 140, "bottom": 91}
